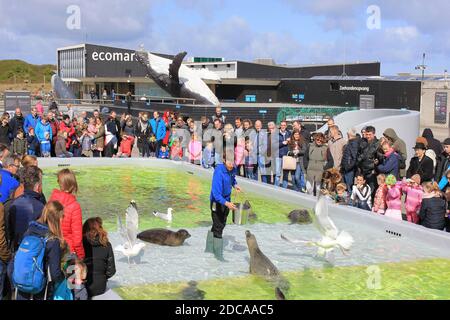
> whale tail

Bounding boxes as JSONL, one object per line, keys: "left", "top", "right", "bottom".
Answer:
{"left": 337, "top": 230, "right": 354, "bottom": 251}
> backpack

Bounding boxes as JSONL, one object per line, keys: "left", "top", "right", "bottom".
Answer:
{"left": 12, "top": 228, "right": 48, "bottom": 295}
{"left": 53, "top": 279, "right": 74, "bottom": 300}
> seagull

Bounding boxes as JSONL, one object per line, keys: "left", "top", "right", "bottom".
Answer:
{"left": 115, "top": 200, "right": 146, "bottom": 264}
{"left": 153, "top": 208, "right": 173, "bottom": 223}
{"left": 281, "top": 196, "right": 354, "bottom": 260}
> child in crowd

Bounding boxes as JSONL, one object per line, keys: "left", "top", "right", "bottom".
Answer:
{"left": 12, "top": 129, "right": 27, "bottom": 156}
{"left": 40, "top": 132, "right": 52, "bottom": 157}
{"left": 401, "top": 174, "right": 423, "bottom": 224}
{"left": 64, "top": 257, "right": 88, "bottom": 300}
{"left": 384, "top": 175, "right": 403, "bottom": 221}
{"left": 82, "top": 217, "right": 116, "bottom": 298}
{"left": 80, "top": 129, "right": 93, "bottom": 158}
{"left": 170, "top": 139, "right": 183, "bottom": 161}
{"left": 419, "top": 182, "right": 447, "bottom": 231}
{"left": 351, "top": 175, "right": 372, "bottom": 211}
{"left": 335, "top": 183, "right": 348, "bottom": 205}
{"left": 27, "top": 127, "right": 40, "bottom": 156}
{"left": 119, "top": 133, "right": 135, "bottom": 158}
{"left": 372, "top": 174, "right": 388, "bottom": 215}
{"left": 158, "top": 145, "right": 170, "bottom": 159}
{"left": 188, "top": 134, "right": 202, "bottom": 165}
{"left": 235, "top": 137, "right": 245, "bottom": 175}
{"left": 244, "top": 138, "right": 256, "bottom": 180}
{"left": 202, "top": 141, "right": 215, "bottom": 169}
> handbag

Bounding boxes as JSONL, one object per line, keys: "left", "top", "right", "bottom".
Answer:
{"left": 282, "top": 155, "right": 297, "bottom": 171}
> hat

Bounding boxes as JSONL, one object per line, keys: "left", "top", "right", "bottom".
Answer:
{"left": 443, "top": 138, "right": 450, "bottom": 146}
{"left": 413, "top": 142, "right": 427, "bottom": 150}
{"left": 385, "top": 175, "right": 397, "bottom": 186}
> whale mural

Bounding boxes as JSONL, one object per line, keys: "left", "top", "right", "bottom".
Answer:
{"left": 51, "top": 74, "right": 77, "bottom": 104}
{"left": 135, "top": 51, "right": 221, "bottom": 106}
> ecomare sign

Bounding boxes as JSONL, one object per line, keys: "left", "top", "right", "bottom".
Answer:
{"left": 91, "top": 51, "right": 136, "bottom": 62}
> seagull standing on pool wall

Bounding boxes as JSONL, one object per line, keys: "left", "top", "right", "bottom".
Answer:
{"left": 115, "top": 200, "right": 145, "bottom": 264}
{"left": 281, "top": 196, "right": 354, "bottom": 261}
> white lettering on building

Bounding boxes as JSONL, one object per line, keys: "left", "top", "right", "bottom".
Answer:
{"left": 91, "top": 51, "right": 136, "bottom": 62}
{"left": 340, "top": 86, "right": 370, "bottom": 93}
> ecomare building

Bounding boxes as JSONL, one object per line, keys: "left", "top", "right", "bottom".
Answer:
{"left": 57, "top": 43, "right": 450, "bottom": 139}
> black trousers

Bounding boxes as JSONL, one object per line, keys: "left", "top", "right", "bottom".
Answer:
{"left": 211, "top": 201, "right": 230, "bottom": 239}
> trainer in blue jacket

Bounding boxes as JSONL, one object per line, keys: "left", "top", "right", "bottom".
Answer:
{"left": 0, "top": 158, "right": 20, "bottom": 204}
{"left": 149, "top": 112, "right": 167, "bottom": 157}
{"left": 23, "top": 108, "right": 40, "bottom": 135}
{"left": 205, "top": 152, "right": 242, "bottom": 261}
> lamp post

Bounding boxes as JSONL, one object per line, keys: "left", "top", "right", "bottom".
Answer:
{"left": 415, "top": 53, "right": 427, "bottom": 81}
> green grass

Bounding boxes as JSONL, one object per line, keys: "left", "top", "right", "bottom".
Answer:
{"left": 42, "top": 166, "right": 302, "bottom": 231}
{"left": 114, "top": 259, "right": 450, "bottom": 300}
{"left": 0, "top": 60, "right": 55, "bottom": 83}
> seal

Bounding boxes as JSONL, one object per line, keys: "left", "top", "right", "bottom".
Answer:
{"left": 245, "top": 230, "right": 280, "bottom": 277}
{"left": 137, "top": 229, "right": 191, "bottom": 247}
{"left": 288, "top": 209, "right": 312, "bottom": 224}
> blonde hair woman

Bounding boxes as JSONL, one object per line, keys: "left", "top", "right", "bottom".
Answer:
{"left": 15, "top": 201, "right": 66, "bottom": 300}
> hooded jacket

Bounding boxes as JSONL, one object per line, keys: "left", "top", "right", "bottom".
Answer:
{"left": 8, "top": 190, "right": 45, "bottom": 252}
{"left": 422, "top": 129, "right": 443, "bottom": 157}
{"left": 383, "top": 128, "right": 407, "bottom": 176}
{"left": 83, "top": 237, "right": 116, "bottom": 297}
{"left": 210, "top": 164, "right": 237, "bottom": 205}
{"left": 419, "top": 194, "right": 447, "bottom": 230}
{"left": 35, "top": 120, "right": 52, "bottom": 143}
{"left": 24, "top": 114, "right": 40, "bottom": 134}
{"left": 49, "top": 189, "right": 85, "bottom": 259}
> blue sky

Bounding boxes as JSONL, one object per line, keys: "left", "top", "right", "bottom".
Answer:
{"left": 0, "top": 0, "right": 449, "bottom": 75}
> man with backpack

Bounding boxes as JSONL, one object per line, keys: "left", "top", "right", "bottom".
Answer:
{"left": 8, "top": 166, "right": 44, "bottom": 252}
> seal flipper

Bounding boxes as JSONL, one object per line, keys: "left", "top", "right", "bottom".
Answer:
{"left": 169, "top": 52, "right": 188, "bottom": 83}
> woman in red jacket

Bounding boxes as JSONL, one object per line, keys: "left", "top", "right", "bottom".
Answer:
{"left": 49, "top": 169, "right": 85, "bottom": 259}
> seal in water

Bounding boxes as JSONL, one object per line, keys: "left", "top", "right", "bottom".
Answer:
{"left": 288, "top": 209, "right": 312, "bottom": 224}
{"left": 137, "top": 229, "right": 191, "bottom": 247}
{"left": 245, "top": 230, "right": 290, "bottom": 298}
{"left": 245, "top": 230, "right": 280, "bottom": 277}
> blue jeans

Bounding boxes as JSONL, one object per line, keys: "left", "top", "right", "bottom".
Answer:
{"left": 344, "top": 171, "right": 355, "bottom": 192}
{"left": 58, "top": 152, "right": 73, "bottom": 158}
{"left": 293, "top": 163, "right": 306, "bottom": 192}
{"left": 245, "top": 167, "right": 256, "bottom": 180}
{"left": 0, "top": 260, "right": 6, "bottom": 300}
{"left": 274, "top": 158, "right": 284, "bottom": 187}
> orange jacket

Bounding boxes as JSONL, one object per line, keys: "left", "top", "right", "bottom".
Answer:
{"left": 49, "top": 189, "right": 85, "bottom": 259}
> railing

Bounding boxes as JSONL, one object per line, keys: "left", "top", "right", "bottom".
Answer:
{"left": 114, "top": 94, "right": 196, "bottom": 105}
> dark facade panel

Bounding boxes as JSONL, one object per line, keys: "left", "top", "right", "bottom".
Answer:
{"left": 237, "top": 61, "right": 381, "bottom": 79}
{"left": 277, "top": 79, "right": 421, "bottom": 111}
{"left": 215, "top": 85, "right": 278, "bottom": 103}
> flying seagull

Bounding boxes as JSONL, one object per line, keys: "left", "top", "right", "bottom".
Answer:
{"left": 115, "top": 200, "right": 145, "bottom": 264}
{"left": 281, "top": 197, "right": 354, "bottom": 260}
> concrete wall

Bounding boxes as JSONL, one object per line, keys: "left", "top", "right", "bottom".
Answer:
{"left": 319, "top": 109, "right": 421, "bottom": 163}
{"left": 39, "top": 158, "right": 450, "bottom": 252}
{"left": 420, "top": 81, "right": 450, "bottom": 141}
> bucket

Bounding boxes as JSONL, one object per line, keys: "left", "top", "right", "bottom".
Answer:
{"left": 232, "top": 197, "right": 253, "bottom": 225}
